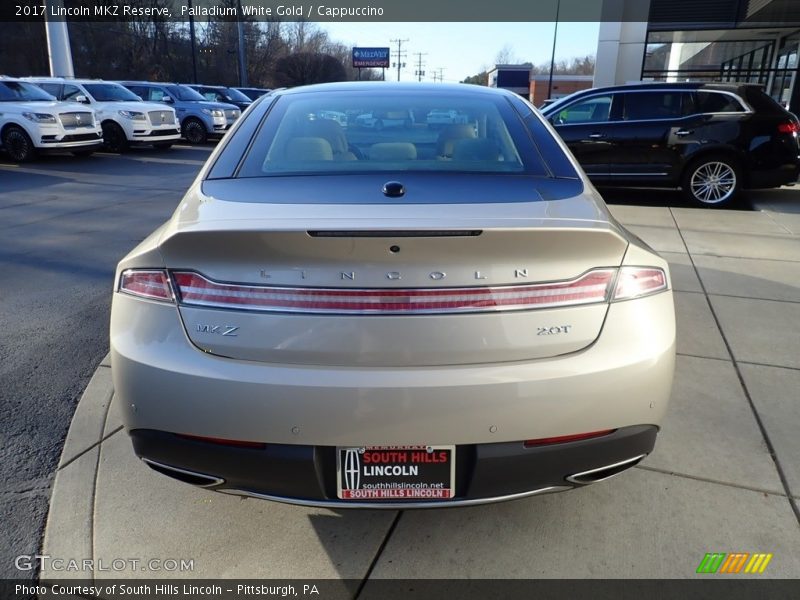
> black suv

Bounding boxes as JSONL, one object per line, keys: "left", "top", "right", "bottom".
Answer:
{"left": 541, "top": 82, "right": 800, "bottom": 207}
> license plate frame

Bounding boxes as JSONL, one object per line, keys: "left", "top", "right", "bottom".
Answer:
{"left": 336, "top": 445, "right": 456, "bottom": 501}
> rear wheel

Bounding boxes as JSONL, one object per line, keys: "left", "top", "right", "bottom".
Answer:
{"left": 2, "top": 125, "right": 36, "bottom": 162}
{"left": 102, "top": 121, "right": 129, "bottom": 153}
{"left": 182, "top": 118, "right": 207, "bottom": 144}
{"left": 681, "top": 155, "right": 741, "bottom": 208}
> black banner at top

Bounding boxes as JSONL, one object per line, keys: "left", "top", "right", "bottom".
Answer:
{"left": 3, "top": 0, "right": 650, "bottom": 23}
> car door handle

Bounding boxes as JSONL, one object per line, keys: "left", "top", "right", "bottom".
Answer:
{"left": 675, "top": 129, "right": 694, "bottom": 137}
{"left": 587, "top": 133, "right": 605, "bottom": 139}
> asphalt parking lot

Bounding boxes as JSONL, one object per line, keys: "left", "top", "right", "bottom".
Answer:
{"left": 2, "top": 146, "right": 799, "bottom": 589}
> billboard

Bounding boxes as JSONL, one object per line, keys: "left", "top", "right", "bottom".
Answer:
{"left": 352, "top": 47, "right": 390, "bottom": 68}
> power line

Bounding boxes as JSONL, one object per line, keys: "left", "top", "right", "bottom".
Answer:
{"left": 389, "top": 38, "right": 408, "bottom": 82}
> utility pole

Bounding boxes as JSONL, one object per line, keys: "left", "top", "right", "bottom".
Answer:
{"left": 413, "top": 52, "right": 428, "bottom": 82}
{"left": 236, "top": 0, "right": 248, "bottom": 86}
{"left": 390, "top": 38, "right": 408, "bottom": 82}
{"left": 188, "top": 0, "right": 198, "bottom": 83}
{"left": 433, "top": 68, "right": 444, "bottom": 82}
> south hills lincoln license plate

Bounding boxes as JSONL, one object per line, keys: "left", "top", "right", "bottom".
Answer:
{"left": 337, "top": 446, "right": 455, "bottom": 500}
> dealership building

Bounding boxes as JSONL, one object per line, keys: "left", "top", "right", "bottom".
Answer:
{"left": 595, "top": 0, "right": 800, "bottom": 113}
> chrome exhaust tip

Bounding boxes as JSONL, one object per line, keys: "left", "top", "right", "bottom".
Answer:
{"left": 566, "top": 454, "right": 646, "bottom": 485}
{"left": 141, "top": 458, "right": 225, "bottom": 488}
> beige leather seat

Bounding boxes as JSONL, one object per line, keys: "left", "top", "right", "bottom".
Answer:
{"left": 369, "top": 142, "right": 417, "bottom": 161}
{"left": 302, "top": 119, "right": 357, "bottom": 160}
{"left": 436, "top": 124, "right": 477, "bottom": 159}
{"left": 285, "top": 137, "right": 334, "bottom": 161}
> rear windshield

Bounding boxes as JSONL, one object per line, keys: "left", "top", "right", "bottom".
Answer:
{"left": 743, "top": 87, "right": 790, "bottom": 114}
{"left": 237, "top": 91, "right": 549, "bottom": 177}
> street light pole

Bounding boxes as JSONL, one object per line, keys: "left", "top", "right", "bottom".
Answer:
{"left": 547, "top": 0, "right": 561, "bottom": 101}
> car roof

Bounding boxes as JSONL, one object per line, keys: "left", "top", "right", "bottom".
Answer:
{"left": 563, "top": 81, "right": 758, "bottom": 94}
{"left": 273, "top": 81, "right": 523, "bottom": 99}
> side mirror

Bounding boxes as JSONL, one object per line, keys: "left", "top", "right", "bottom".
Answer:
{"left": 75, "top": 95, "right": 90, "bottom": 104}
{"left": 162, "top": 96, "right": 174, "bottom": 103}
{"left": 135, "top": 95, "right": 143, "bottom": 101}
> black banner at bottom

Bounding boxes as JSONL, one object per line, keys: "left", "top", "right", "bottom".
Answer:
{"left": 3, "top": 579, "right": 800, "bottom": 600}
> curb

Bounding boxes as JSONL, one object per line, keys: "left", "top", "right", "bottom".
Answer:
{"left": 41, "top": 354, "right": 118, "bottom": 582}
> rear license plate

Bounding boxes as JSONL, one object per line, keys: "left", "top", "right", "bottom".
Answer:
{"left": 336, "top": 446, "right": 455, "bottom": 501}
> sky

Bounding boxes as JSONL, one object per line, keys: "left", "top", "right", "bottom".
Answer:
{"left": 321, "top": 22, "right": 601, "bottom": 83}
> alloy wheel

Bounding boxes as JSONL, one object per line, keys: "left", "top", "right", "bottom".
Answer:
{"left": 689, "top": 161, "right": 737, "bottom": 205}
{"left": 4, "top": 128, "right": 33, "bottom": 162}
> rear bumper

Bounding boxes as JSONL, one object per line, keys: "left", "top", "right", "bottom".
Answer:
{"left": 111, "top": 290, "right": 675, "bottom": 447}
{"left": 747, "top": 162, "right": 800, "bottom": 189}
{"left": 131, "top": 425, "right": 657, "bottom": 508}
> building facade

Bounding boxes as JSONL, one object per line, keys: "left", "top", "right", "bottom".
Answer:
{"left": 595, "top": 0, "right": 800, "bottom": 113}
{"left": 529, "top": 75, "right": 594, "bottom": 107}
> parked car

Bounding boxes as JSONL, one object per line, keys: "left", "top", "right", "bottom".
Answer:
{"left": 426, "top": 109, "right": 469, "bottom": 127}
{"left": 540, "top": 82, "right": 800, "bottom": 207}
{"left": 234, "top": 87, "right": 272, "bottom": 101}
{"left": 118, "top": 82, "right": 239, "bottom": 144}
{"left": 316, "top": 110, "right": 348, "bottom": 127}
{"left": 111, "top": 82, "right": 675, "bottom": 508}
{"left": 185, "top": 84, "right": 253, "bottom": 111}
{"left": 354, "top": 109, "right": 414, "bottom": 129}
{"left": 0, "top": 77, "right": 102, "bottom": 162}
{"left": 26, "top": 77, "right": 180, "bottom": 152}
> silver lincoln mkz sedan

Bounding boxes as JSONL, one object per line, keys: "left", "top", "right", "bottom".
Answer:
{"left": 111, "top": 82, "right": 675, "bottom": 508}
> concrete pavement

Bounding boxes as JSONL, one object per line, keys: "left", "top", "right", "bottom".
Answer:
{"left": 40, "top": 193, "right": 800, "bottom": 584}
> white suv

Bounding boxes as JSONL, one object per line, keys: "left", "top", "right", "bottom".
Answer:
{"left": 0, "top": 78, "right": 102, "bottom": 162}
{"left": 26, "top": 78, "right": 180, "bottom": 152}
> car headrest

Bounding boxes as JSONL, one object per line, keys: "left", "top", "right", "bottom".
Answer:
{"left": 436, "top": 124, "right": 477, "bottom": 157}
{"left": 285, "top": 137, "right": 334, "bottom": 161}
{"left": 369, "top": 142, "right": 417, "bottom": 161}
{"left": 302, "top": 119, "right": 348, "bottom": 154}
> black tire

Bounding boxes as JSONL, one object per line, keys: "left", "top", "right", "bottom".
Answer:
{"left": 2, "top": 125, "right": 36, "bottom": 162}
{"left": 71, "top": 149, "right": 95, "bottom": 157}
{"left": 153, "top": 142, "right": 173, "bottom": 150}
{"left": 681, "top": 155, "right": 741, "bottom": 208}
{"left": 182, "top": 118, "right": 208, "bottom": 144}
{"left": 102, "top": 121, "right": 129, "bottom": 153}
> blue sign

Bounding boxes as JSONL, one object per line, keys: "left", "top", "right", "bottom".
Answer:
{"left": 352, "top": 47, "right": 390, "bottom": 68}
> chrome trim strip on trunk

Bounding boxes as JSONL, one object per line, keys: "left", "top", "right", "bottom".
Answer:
{"left": 217, "top": 485, "right": 572, "bottom": 509}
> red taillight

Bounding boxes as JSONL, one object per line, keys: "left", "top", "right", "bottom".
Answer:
{"left": 778, "top": 121, "right": 800, "bottom": 134}
{"left": 172, "top": 270, "right": 616, "bottom": 315}
{"left": 176, "top": 433, "right": 267, "bottom": 449}
{"left": 613, "top": 267, "right": 667, "bottom": 301}
{"left": 524, "top": 429, "right": 615, "bottom": 448}
{"left": 118, "top": 270, "right": 173, "bottom": 302}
